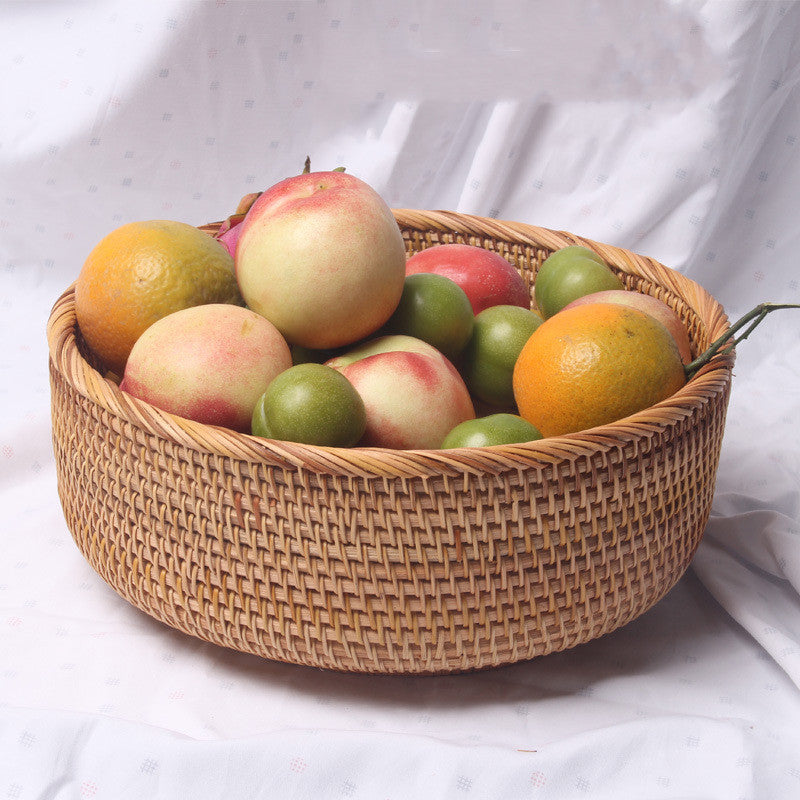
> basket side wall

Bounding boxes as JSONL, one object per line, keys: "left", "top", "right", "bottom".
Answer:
{"left": 50, "top": 360, "right": 730, "bottom": 674}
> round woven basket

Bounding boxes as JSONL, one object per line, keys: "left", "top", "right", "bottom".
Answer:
{"left": 47, "top": 210, "right": 734, "bottom": 675}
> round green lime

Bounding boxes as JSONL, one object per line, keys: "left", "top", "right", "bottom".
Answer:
{"left": 441, "top": 414, "right": 542, "bottom": 448}
{"left": 461, "top": 305, "right": 543, "bottom": 408}
{"left": 384, "top": 273, "right": 474, "bottom": 361}
{"left": 251, "top": 363, "right": 366, "bottom": 447}
{"left": 534, "top": 247, "right": 623, "bottom": 319}
{"left": 251, "top": 400, "right": 275, "bottom": 438}
{"left": 540, "top": 245, "right": 606, "bottom": 269}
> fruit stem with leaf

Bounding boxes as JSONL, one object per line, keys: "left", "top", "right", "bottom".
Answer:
{"left": 303, "top": 156, "right": 345, "bottom": 174}
{"left": 685, "top": 302, "right": 800, "bottom": 380}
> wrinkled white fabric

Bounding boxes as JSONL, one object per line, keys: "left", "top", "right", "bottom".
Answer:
{"left": 0, "top": 705, "right": 756, "bottom": 800}
{"left": 1, "top": 1, "right": 799, "bottom": 798}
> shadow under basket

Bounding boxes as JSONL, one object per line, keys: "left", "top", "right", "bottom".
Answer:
{"left": 47, "top": 209, "right": 735, "bottom": 675}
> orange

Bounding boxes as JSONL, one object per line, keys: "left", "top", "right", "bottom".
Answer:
{"left": 75, "top": 220, "right": 242, "bottom": 376}
{"left": 512, "top": 303, "right": 686, "bottom": 437}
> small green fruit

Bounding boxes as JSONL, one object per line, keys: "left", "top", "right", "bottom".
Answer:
{"left": 540, "top": 245, "right": 606, "bottom": 268}
{"left": 535, "top": 246, "right": 623, "bottom": 319}
{"left": 441, "top": 414, "right": 542, "bottom": 448}
{"left": 251, "top": 363, "right": 366, "bottom": 447}
{"left": 461, "top": 305, "right": 543, "bottom": 408}
{"left": 383, "top": 273, "right": 474, "bottom": 361}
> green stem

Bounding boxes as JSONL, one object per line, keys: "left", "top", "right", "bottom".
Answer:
{"left": 685, "top": 302, "right": 800, "bottom": 380}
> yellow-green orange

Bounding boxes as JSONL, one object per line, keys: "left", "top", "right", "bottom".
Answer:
{"left": 75, "top": 220, "right": 242, "bottom": 375}
{"left": 512, "top": 303, "right": 686, "bottom": 437}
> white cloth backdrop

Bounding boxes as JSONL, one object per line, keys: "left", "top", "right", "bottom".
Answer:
{"left": 2, "top": 1, "right": 799, "bottom": 798}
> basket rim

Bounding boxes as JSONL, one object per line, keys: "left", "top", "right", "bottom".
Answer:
{"left": 48, "top": 209, "right": 735, "bottom": 479}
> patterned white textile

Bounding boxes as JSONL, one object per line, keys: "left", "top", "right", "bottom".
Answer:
{"left": 1, "top": 2, "right": 799, "bottom": 797}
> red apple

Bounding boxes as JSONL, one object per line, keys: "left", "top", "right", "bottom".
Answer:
{"left": 336, "top": 350, "right": 475, "bottom": 449}
{"left": 563, "top": 289, "right": 693, "bottom": 364}
{"left": 404, "top": 243, "right": 530, "bottom": 315}
{"left": 235, "top": 170, "right": 407, "bottom": 350}
{"left": 120, "top": 304, "right": 292, "bottom": 432}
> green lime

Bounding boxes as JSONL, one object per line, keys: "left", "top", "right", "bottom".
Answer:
{"left": 441, "top": 413, "right": 542, "bottom": 448}
{"left": 461, "top": 305, "right": 543, "bottom": 408}
{"left": 534, "top": 246, "right": 623, "bottom": 319}
{"left": 383, "top": 273, "right": 474, "bottom": 361}
{"left": 251, "top": 401, "right": 275, "bottom": 438}
{"left": 251, "top": 363, "right": 366, "bottom": 447}
{"left": 540, "top": 245, "right": 606, "bottom": 268}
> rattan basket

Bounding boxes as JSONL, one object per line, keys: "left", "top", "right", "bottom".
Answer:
{"left": 48, "top": 210, "right": 734, "bottom": 675}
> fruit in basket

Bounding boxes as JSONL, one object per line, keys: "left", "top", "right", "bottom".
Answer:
{"left": 337, "top": 350, "right": 475, "bottom": 449}
{"left": 461, "top": 305, "right": 543, "bottom": 408}
{"left": 325, "top": 334, "right": 444, "bottom": 369}
{"left": 119, "top": 304, "right": 291, "bottom": 432}
{"left": 382, "top": 273, "right": 474, "bottom": 361}
{"left": 441, "top": 414, "right": 542, "bottom": 448}
{"left": 543, "top": 244, "right": 605, "bottom": 267}
{"left": 251, "top": 363, "right": 366, "bottom": 447}
{"left": 405, "top": 243, "right": 530, "bottom": 315}
{"left": 513, "top": 302, "right": 685, "bottom": 437}
{"left": 235, "top": 170, "right": 407, "bottom": 349}
{"left": 75, "top": 220, "right": 242, "bottom": 376}
{"left": 534, "top": 245, "right": 623, "bottom": 319}
{"left": 563, "top": 289, "right": 693, "bottom": 364}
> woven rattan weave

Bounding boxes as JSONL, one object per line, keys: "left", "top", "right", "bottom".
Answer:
{"left": 47, "top": 210, "right": 734, "bottom": 674}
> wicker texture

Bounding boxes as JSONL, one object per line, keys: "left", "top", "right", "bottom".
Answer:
{"left": 48, "top": 210, "right": 734, "bottom": 674}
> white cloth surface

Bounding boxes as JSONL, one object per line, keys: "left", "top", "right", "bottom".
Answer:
{"left": 2, "top": 1, "right": 800, "bottom": 797}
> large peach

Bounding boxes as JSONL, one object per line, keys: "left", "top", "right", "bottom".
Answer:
{"left": 404, "top": 243, "right": 530, "bottom": 315}
{"left": 336, "top": 350, "right": 475, "bottom": 449}
{"left": 119, "top": 303, "right": 292, "bottom": 432}
{"left": 563, "top": 289, "right": 693, "bottom": 364}
{"left": 324, "top": 334, "right": 444, "bottom": 370}
{"left": 235, "top": 170, "right": 407, "bottom": 349}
